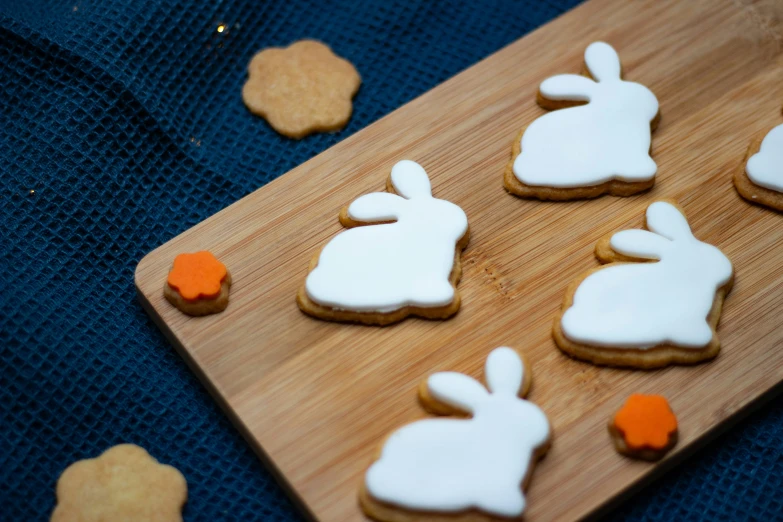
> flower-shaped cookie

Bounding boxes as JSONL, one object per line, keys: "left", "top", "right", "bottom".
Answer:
{"left": 164, "top": 251, "right": 232, "bottom": 316}
{"left": 242, "top": 40, "right": 361, "bottom": 139}
{"left": 609, "top": 394, "right": 678, "bottom": 460}
{"left": 51, "top": 444, "right": 187, "bottom": 522}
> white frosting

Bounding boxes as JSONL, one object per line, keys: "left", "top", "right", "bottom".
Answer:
{"left": 365, "top": 348, "right": 550, "bottom": 517}
{"left": 561, "top": 202, "right": 733, "bottom": 348}
{"left": 513, "top": 42, "right": 659, "bottom": 188}
{"left": 305, "top": 160, "right": 468, "bottom": 313}
{"left": 746, "top": 124, "right": 783, "bottom": 192}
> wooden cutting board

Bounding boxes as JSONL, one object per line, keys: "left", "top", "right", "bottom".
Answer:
{"left": 135, "top": 0, "right": 783, "bottom": 520}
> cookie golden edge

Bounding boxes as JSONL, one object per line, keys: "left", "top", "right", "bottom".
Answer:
{"left": 607, "top": 420, "right": 678, "bottom": 462}
{"left": 297, "top": 177, "right": 470, "bottom": 326}
{"left": 51, "top": 444, "right": 187, "bottom": 522}
{"left": 164, "top": 270, "right": 232, "bottom": 316}
{"left": 733, "top": 132, "right": 783, "bottom": 211}
{"left": 552, "top": 200, "right": 734, "bottom": 369}
{"left": 503, "top": 66, "right": 661, "bottom": 201}
{"left": 358, "top": 352, "right": 551, "bottom": 522}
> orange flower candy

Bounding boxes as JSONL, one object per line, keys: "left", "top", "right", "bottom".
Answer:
{"left": 613, "top": 394, "right": 677, "bottom": 451}
{"left": 167, "top": 251, "right": 227, "bottom": 301}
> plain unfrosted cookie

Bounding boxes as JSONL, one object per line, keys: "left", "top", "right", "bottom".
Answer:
{"left": 608, "top": 394, "right": 678, "bottom": 461}
{"left": 734, "top": 120, "right": 783, "bottom": 211}
{"left": 242, "top": 40, "right": 361, "bottom": 139}
{"left": 51, "top": 444, "right": 187, "bottom": 522}
{"left": 361, "top": 347, "right": 551, "bottom": 521}
{"left": 164, "top": 251, "right": 231, "bottom": 316}
{"left": 554, "top": 200, "right": 734, "bottom": 368}
{"left": 297, "top": 160, "right": 470, "bottom": 326}
{"left": 504, "top": 41, "right": 660, "bottom": 200}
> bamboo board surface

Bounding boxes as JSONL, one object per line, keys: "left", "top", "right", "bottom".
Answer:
{"left": 135, "top": 0, "right": 783, "bottom": 520}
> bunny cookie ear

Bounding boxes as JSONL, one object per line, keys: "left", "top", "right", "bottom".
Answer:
{"left": 585, "top": 42, "right": 621, "bottom": 82}
{"left": 347, "top": 193, "right": 406, "bottom": 222}
{"left": 427, "top": 372, "right": 489, "bottom": 413}
{"left": 539, "top": 74, "right": 595, "bottom": 101}
{"left": 646, "top": 201, "right": 694, "bottom": 241}
{"left": 390, "top": 160, "right": 432, "bottom": 199}
{"left": 610, "top": 230, "right": 671, "bottom": 260}
{"left": 485, "top": 347, "right": 524, "bottom": 396}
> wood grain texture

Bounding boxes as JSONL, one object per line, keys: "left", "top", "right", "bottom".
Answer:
{"left": 135, "top": 0, "right": 783, "bottom": 520}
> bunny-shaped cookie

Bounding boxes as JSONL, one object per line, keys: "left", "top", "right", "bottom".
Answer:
{"left": 505, "top": 42, "right": 660, "bottom": 200}
{"left": 298, "top": 160, "right": 469, "bottom": 325}
{"left": 555, "top": 201, "right": 734, "bottom": 368}
{"left": 362, "top": 348, "right": 550, "bottom": 520}
{"left": 734, "top": 120, "right": 783, "bottom": 212}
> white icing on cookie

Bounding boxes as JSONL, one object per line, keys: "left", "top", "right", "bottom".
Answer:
{"left": 561, "top": 202, "right": 733, "bottom": 349}
{"left": 513, "top": 42, "right": 659, "bottom": 188}
{"left": 365, "top": 348, "right": 550, "bottom": 517}
{"left": 746, "top": 124, "right": 783, "bottom": 192}
{"left": 305, "top": 160, "right": 468, "bottom": 313}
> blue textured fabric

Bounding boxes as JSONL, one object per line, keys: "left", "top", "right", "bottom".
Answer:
{"left": 1, "top": 1, "right": 781, "bottom": 521}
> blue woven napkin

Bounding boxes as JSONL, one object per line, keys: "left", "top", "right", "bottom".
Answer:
{"left": 1, "top": 0, "right": 780, "bottom": 520}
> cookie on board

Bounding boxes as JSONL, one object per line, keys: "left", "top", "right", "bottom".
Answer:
{"left": 554, "top": 200, "right": 734, "bottom": 368}
{"left": 164, "top": 251, "right": 231, "bottom": 316}
{"left": 51, "top": 444, "right": 187, "bottom": 522}
{"left": 297, "top": 160, "right": 470, "bottom": 326}
{"left": 242, "top": 40, "right": 361, "bottom": 139}
{"left": 361, "top": 347, "right": 551, "bottom": 521}
{"left": 504, "top": 41, "right": 660, "bottom": 200}
{"left": 734, "top": 117, "right": 783, "bottom": 211}
{"left": 608, "top": 394, "right": 678, "bottom": 461}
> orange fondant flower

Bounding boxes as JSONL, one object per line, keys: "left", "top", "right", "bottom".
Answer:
{"left": 167, "top": 251, "right": 227, "bottom": 301}
{"left": 613, "top": 394, "right": 677, "bottom": 450}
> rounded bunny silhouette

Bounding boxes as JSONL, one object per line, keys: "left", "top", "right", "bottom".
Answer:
{"left": 303, "top": 160, "right": 469, "bottom": 319}
{"left": 735, "top": 119, "right": 783, "bottom": 211}
{"left": 746, "top": 124, "right": 783, "bottom": 192}
{"left": 513, "top": 42, "right": 659, "bottom": 188}
{"left": 363, "top": 347, "right": 550, "bottom": 518}
{"left": 561, "top": 201, "right": 733, "bottom": 349}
